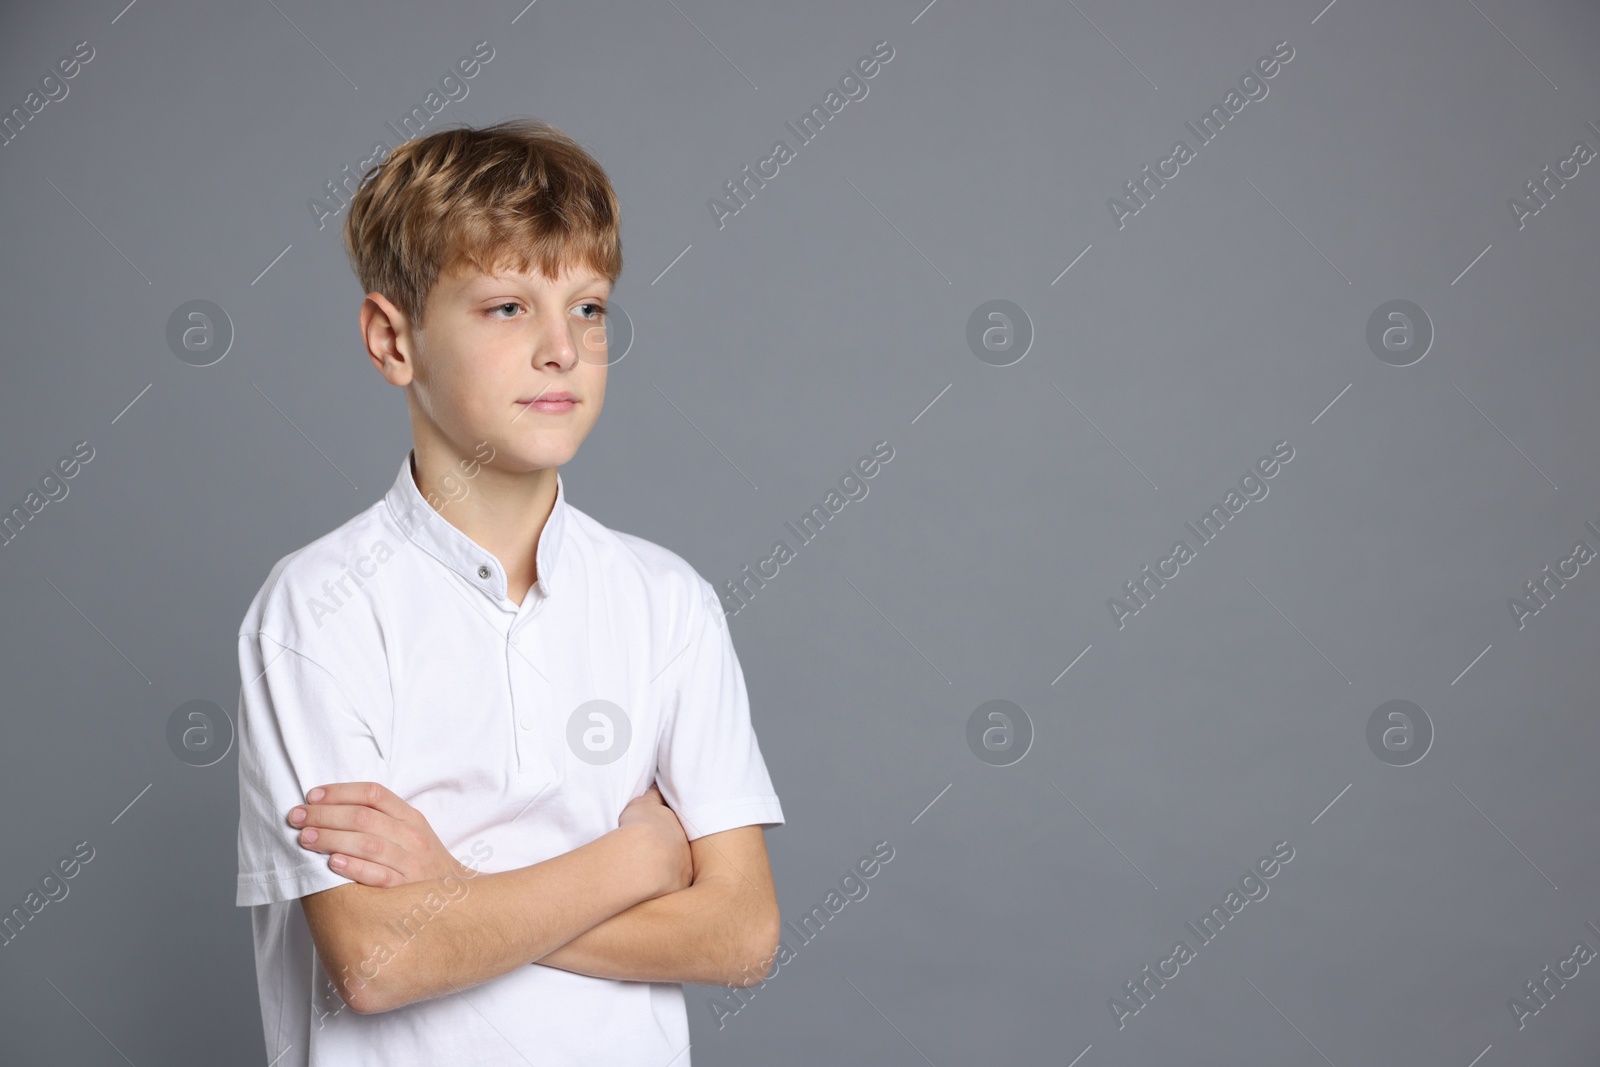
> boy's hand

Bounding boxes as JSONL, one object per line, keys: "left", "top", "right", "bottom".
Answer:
{"left": 287, "top": 782, "right": 469, "bottom": 888}
{"left": 617, "top": 784, "right": 693, "bottom": 897}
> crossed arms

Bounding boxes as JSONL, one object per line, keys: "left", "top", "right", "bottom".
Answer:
{"left": 291, "top": 782, "right": 780, "bottom": 1016}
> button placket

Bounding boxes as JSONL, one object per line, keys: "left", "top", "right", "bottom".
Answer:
{"left": 506, "top": 600, "right": 555, "bottom": 782}
{"left": 506, "top": 627, "right": 526, "bottom": 771}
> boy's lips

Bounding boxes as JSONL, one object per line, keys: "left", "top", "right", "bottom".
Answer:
{"left": 515, "top": 395, "right": 577, "bottom": 413}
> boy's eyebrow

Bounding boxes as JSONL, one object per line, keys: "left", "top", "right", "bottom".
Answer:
{"left": 467, "top": 272, "right": 610, "bottom": 292}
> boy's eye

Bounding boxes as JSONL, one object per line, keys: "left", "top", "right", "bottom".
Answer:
{"left": 489, "top": 302, "right": 605, "bottom": 319}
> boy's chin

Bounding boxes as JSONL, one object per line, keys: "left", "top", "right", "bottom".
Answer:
{"left": 489, "top": 436, "right": 584, "bottom": 473}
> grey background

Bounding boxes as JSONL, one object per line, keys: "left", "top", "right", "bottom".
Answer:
{"left": 2, "top": 0, "right": 1598, "bottom": 1063}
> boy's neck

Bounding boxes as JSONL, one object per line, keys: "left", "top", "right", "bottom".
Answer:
{"left": 409, "top": 443, "right": 558, "bottom": 606}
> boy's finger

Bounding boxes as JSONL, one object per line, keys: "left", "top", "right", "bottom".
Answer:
{"left": 288, "top": 801, "right": 399, "bottom": 837}
{"left": 323, "top": 852, "right": 403, "bottom": 889}
{"left": 297, "top": 824, "right": 396, "bottom": 871}
{"left": 298, "top": 781, "right": 411, "bottom": 821}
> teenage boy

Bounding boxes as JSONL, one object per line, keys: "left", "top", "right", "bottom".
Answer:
{"left": 235, "top": 119, "right": 784, "bottom": 1067}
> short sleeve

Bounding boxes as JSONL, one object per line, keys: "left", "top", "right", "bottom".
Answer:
{"left": 235, "top": 632, "right": 389, "bottom": 907}
{"left": 653, "top": 588, "right": 784, "bottom": 840}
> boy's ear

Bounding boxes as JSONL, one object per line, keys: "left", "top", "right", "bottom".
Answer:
{"left": 360, "top": 292, "right": 415, "bottom": 386}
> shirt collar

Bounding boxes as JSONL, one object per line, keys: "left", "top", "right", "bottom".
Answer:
{"left": 383, "top": 448, "right": 567, "bottom": 603}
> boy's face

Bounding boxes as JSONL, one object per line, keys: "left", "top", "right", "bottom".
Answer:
{"left": 370, "top": 255, "right": 611, "bottom": 474}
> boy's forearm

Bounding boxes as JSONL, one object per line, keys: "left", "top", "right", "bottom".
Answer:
{"left": 534, "top": 878, "right": 764, "bottom": 987}
{"left": 341, "top": 827, "right": 659, "bottom": 1013}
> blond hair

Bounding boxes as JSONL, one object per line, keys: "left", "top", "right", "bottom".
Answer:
{"left": 341, "top": 118, "right": 622, "bottom": 327}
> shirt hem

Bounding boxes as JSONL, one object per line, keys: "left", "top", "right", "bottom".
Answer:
{"left": 236, "top": 862, "right": 352, "bottom": 908}
{"left": 673, "top": 795, "right": 785, "bottom": 841}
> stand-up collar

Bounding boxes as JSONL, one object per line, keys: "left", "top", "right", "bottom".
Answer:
{"left": 383, "top": 449, "right": 567, "bottom": 603}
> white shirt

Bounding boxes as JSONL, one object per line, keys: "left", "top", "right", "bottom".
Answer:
{"left": 235, "top": 450, "right": 784, "bottom": 1067}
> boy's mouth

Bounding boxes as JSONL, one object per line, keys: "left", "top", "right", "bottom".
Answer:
{"left": 515, "top": 391, "right": 578, "bottom": 414}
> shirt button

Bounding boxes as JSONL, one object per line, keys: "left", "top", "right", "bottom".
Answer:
{"left": 477, "top": 565, "right": 491, "bottom": 579}
{"left": 518, "top": 715, "right": 532, "bottom": 730}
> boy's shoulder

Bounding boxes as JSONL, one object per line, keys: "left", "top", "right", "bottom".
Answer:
{"left": 237, "top": 497, "right": 393, "bottom": 652}
{"left": 566, "top": 503, "right": 720, "bottom": 623}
